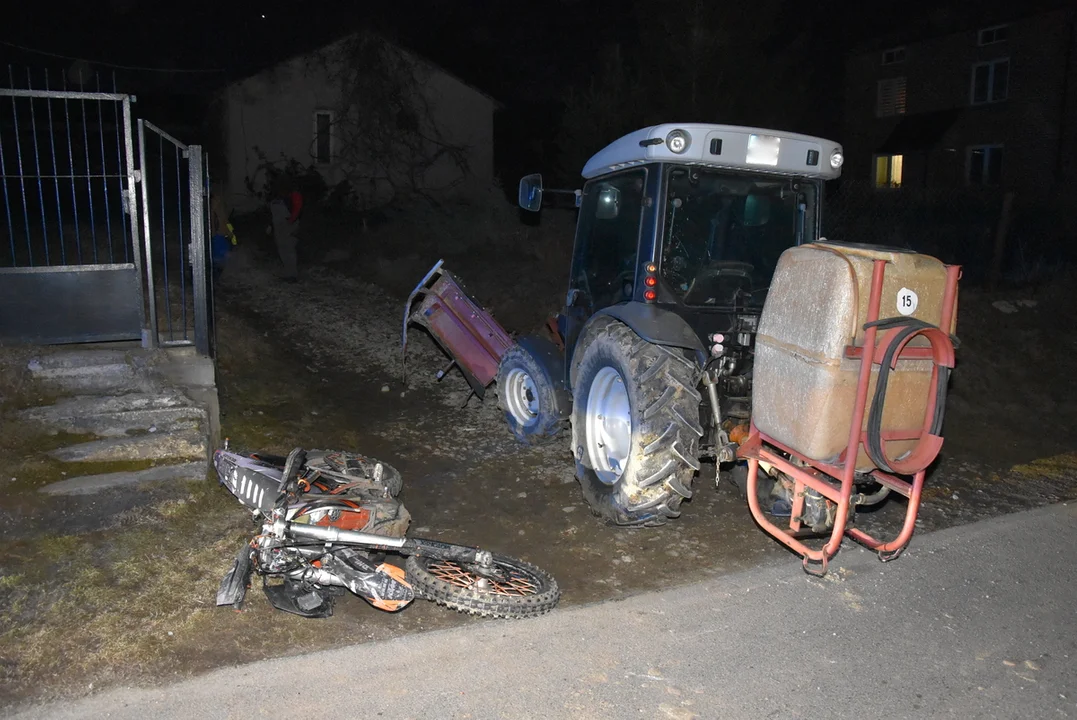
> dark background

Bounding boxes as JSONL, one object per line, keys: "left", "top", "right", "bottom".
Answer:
{"left": 2, "top": 0, "right": 1069, "bottom": 185}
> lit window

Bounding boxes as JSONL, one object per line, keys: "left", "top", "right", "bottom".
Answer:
{"left": 971, "top": 59, "right": 1009, "bottom": 104}
{"left": 874, "top": 155, "right": 903, "bottom": 188}
{"left": 877, "top": 77, "right": 907, "bottom": 117}
{"left": 968, "top": 145, "right": 1003, "bottom": 185}
{"left": 881, "top": 47, "right": 906, "bottom": 65}
{"left": 313, "top": 111, "right": 333, "bottom": 164}
{"left": 978, "top": 25, "right": 1009, "bottom": 46}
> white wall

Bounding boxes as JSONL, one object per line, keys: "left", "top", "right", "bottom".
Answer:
{"left": 222, "top": 37, "right": 496, "bottom": 212}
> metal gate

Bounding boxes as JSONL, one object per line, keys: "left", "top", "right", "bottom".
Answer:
{"left": 0, "top": 83, "right": 145, "bottom": 344}
{"left": 137, "top": 119, "right": 209, "bottom": 354}
{"left": 0, "top": 73, "right": 211, "bottom": 355}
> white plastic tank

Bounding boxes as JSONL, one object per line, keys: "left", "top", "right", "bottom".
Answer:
{"left": 752, "top": 242, "right": 955, "bottom": 471}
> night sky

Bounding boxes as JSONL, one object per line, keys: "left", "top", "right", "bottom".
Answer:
{"left": 4, "top": 1, "right": 1065, "bottom": 98}
{"left": 1, "top": 0, "right": 631, "bottom": 100}
{"left": 2, "top": 0, "right": 1068, "bottom": 177}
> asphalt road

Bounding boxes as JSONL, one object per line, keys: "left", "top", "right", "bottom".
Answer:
{"left": 13, "top": 503, "right": 1077, "bottom": 720}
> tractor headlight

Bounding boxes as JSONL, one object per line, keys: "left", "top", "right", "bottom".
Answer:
{"left": 666, "top": 129, "right": 691, "bottom": 154}
{"left": 830, "top": 150, "right": 844, "bottom": 169}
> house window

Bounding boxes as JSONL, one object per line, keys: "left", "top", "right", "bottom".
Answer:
{"left": 313, "top": 111, "right": 333, "bottom": 164}
{"left": 874, "top": 155, "right": 904, "bottom": 188}
{"left": 968, "top": 145, "right": 1003, "bottom": 185}
{"left": 877, "top": 77, "right": 907, "bottom": 117}
{"left": 971, "top": 59, "right": 1009, "bottom": 104}
{"left": 881, "top": 47, "right": 906, "bottom": 65}
{"left": 978, "top": 25, "right": 1009, "bottom": 46}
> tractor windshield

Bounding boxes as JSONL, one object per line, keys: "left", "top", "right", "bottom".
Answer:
{"left": 661, "top": 166, "right": 818, "bottom": 309}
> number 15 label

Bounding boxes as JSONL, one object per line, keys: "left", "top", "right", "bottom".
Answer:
{"left": 897, "top": 287, "right": 918, "bottom": 316}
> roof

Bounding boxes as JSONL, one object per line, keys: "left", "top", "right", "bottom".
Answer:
{"left": 582, "top": 124, "right": 844, "bottom": 180}
{"left": 221, "top": 29, "right": 501, "bottom": 108}
{"left": 848, "top": 3, "right": 1074, "bottom": 56}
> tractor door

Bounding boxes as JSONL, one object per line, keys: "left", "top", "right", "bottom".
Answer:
{"left": 563, "top": 167, "right": 649, "bottom": 372}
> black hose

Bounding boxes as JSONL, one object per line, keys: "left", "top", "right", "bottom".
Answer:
{"left": 854, "top": 486, "right": 891, "bottom": 506}
{"left": 862, "top": 317, "right": 957, "bottom": 474}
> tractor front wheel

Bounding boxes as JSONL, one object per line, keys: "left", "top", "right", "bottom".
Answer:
{"left": 496, "top": 339, "right": 569, "bottom": 445}
{"left": 571, "top": 320, "right": 702, "bottom": 526}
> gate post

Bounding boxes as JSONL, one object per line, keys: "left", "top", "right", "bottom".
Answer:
{"left": 121, "top": 96, "right": 149, "bottom": 346}
{"left": 188, "top": 145, "right": 210, "bottom": 356}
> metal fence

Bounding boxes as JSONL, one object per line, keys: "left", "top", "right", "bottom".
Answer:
{"left": 0, "top": 68, "right": 211, "bottom": 354}
{"left": 822, "top": 180, "right": 1073, "bottom": 286}
{"left": 0, "top": 70, "right": 139, "bottom": 269}
{"left": 138, "top": 119, "right": 208, "bottom": 348}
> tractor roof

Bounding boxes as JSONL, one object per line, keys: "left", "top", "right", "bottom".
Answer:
{"left": 581, "top": 123, "right": 843, "bottom": 181}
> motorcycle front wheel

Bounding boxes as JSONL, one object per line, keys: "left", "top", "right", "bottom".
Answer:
{"left": 405, "top": 553, "right": 560, "bottom": 619}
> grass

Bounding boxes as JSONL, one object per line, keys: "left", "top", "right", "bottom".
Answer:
{"left": 0, "top": 480, "right": 254, "bottom": 700}
{"left": 0, "top": 307, "right": 395, "bottom": 708}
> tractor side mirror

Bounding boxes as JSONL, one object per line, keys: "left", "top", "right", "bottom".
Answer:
{"left": 595, "top": 186, "right": 621, "bottom": 220}
{"left": 518, "top": 173, "right": 544, "bottom": 212}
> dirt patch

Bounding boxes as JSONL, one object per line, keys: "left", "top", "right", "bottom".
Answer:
{"left": 942, "top": 273, "right": 1077, "bottom": 466}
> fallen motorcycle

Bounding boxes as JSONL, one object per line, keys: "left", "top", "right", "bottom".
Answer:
{"left": 214, "top": 443, "right": 560, "bottom": 619}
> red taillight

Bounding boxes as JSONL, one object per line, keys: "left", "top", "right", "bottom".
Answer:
{"left": 643, "top": 262, "right": 658, "bottom": 302}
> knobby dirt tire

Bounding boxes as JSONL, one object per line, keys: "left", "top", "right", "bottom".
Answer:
{"left": 304, "top": 451, "right": 404, "bottom": 497}
{"left": 572, "top": 319, "right": 703, "bottom": 527}
{"left": 495, "top": 344, "right": 568, "bottom": 445}
{"left": 405, "top": 553, "right": 560, "bottom": 619}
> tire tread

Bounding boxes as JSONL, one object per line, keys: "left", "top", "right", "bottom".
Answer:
{"left": 573, "top": 321, "right": 703, "bottom": 527}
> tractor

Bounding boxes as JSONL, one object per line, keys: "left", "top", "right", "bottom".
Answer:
{"left": 405, "top": 123, "right": 844, "bottom": 527}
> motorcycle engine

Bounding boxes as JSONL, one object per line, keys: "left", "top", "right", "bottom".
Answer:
{"left": 257, "top": 542, "right": 303, "bottom": 574}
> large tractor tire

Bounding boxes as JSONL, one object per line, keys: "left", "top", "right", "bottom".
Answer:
{"left": 496, "top": 338, "right": 569, "bottom": 445}
{"left": 571, "top": 320, "right": 703, "bottom": 526}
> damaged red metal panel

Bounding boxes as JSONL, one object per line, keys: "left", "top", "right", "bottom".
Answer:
{"left": 407, "top": 268, "right": 514, "bottom": 395}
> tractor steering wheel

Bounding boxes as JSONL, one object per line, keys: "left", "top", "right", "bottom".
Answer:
{"left": 278, "top": 447, "right": 307, "bottom": 496}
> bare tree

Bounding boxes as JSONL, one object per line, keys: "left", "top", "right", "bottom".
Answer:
{"left": 556, "top": 0, "right": 815, "bottom": 175}
{"left": 557, "top": 44, "right": 654, "bottom": 178}
{"left": 311, "top": 33, "right": 473, "bottom": 210}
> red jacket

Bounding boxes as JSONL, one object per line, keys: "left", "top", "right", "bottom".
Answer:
{"left": 287, "top": 190, "right": 303, "bottom": 223}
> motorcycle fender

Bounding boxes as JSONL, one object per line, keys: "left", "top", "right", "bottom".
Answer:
{"left": 216, "top": 545, "right": 254, "bottom": 609}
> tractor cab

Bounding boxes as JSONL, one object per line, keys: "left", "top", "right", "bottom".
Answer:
{"left": 520, "top": 124, "right": 844, "bottom": 369}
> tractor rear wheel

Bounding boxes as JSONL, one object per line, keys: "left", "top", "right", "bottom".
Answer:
{"left": 571, "top": 320, "right": 703, "bottom": 526}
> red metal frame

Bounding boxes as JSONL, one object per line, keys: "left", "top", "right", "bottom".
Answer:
{"left": 403, "top": 260, "right": 515, "bottom": 397}
{"left": 739, "top": 260, "right": 961, "bottom": 574}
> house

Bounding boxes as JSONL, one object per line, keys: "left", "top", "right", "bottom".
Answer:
{"left": 215, "top": 32, "right": 499, "bottom": 210}
{"left": 842, "top": 7, "right": 1077, "bottom": 192}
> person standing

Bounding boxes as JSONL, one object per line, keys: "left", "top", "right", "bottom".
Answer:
{"left": 269, "top": 183, "right": 303, "bottom": 281}
{"left": 209, "top": 186, "right": 237, "bottom": 284}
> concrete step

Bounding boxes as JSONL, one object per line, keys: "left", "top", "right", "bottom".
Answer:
{"left": 39, "top": 461, "right": 208, "bottom": 495}
{"left": 25, "top": 349, "right": 160, "bottom": 395}
{"left": 28, "top": 361, "right": 140, "bottom": 395}
{"left": 48, "top": 430, "right": 207, "bottom": 464}
{"left": 22, "top": 391, "right": 193, "bottom": 416}
{"left": 20, "top": 392, "right": 206, "bottom": 437}
{"left": 40, "top": 408, "right": 203, "bottom": 437}
{"left": 27, "top": 349, "right": 133, "bottom": 370}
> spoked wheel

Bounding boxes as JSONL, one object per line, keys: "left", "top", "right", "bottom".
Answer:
{"left": 405, "top": 553, "right": 560, "bottom": 619}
